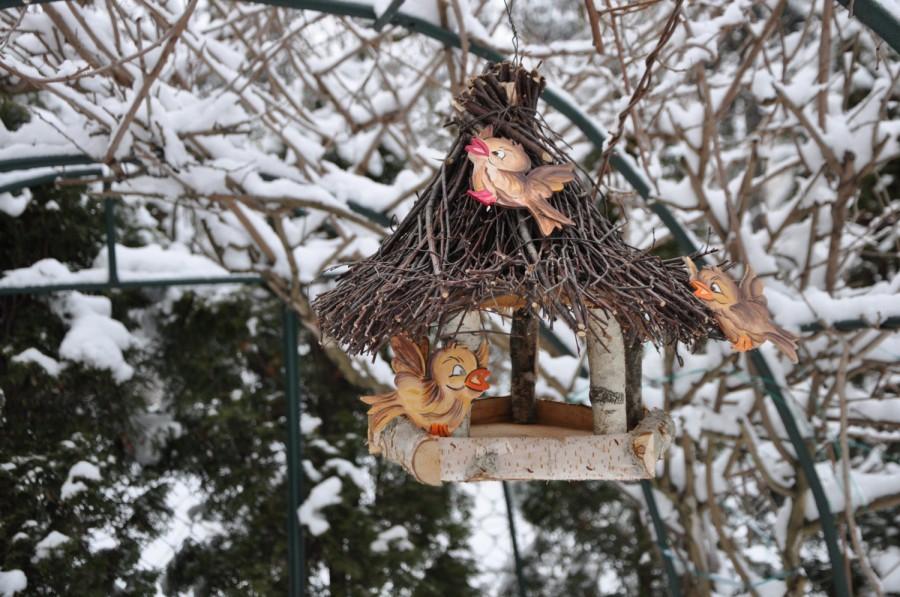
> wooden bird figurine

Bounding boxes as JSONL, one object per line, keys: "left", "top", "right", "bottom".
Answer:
{"left": 684, "top": 257, "right": 799, "bottom": 363}
{"left": 362, "top": 335, "right": 491, "bottom": 437}
{"left": 465, "top": 126, "right": 576, "bottom": 236}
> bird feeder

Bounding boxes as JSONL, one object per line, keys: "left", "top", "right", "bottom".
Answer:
{"left": 313, "top": 62, "right": 719, "bottom": 485}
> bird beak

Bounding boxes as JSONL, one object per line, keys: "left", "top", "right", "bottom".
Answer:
{"left": 465, "top": 136, "right": 490, "bottom": 157}
{"left": 690, "top": 280, "right": 715, "bottom": 301}
{"left": 464, "top": 368, "right": 491, "bottom": 392}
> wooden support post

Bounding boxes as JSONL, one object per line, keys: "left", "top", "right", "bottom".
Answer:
{"left": 440, "top": 310, "right": 485, "bottom": 437}
{"left": 631, "top": 409, "right": 674, "bottom": 477}
{"left": 375, "top": 417, "right": 441, "bottom": 485}
{"left": 509, "top": 307, "right": 538, "bottom": 423}
{"left": 586, "top": 309, "right": 627, "bottom": 434}
{"left": 625, "top": 331, "right": 644, "bottom": 431}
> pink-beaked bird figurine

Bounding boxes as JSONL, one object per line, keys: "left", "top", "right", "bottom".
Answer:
{"left": 465, "top": 126, "right": 576, "bottom": 236}
{"left": 684, "top": 257, "right": 799, "bottom": 363}
{"left": 362, "top": 335, "right": 491, "bottom": 437}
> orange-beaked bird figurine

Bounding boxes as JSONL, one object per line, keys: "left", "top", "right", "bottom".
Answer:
{"left": 465, "top": 126, "right": 576, "bottom": 237}
{"left": 362, "top": 335, "right": 491, "bottom": 437}
{"left": 684, "top": 257, "right": 799, "bottom": 363}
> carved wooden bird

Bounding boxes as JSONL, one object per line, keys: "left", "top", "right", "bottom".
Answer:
{"left": 465, "top": 126, "right": 576, "bottom": 236}
{"left": 684, "top": 257, "right": 799, "bottom": 363}
{"left": 362, "top": 335, "right": 491, "bottom": 437}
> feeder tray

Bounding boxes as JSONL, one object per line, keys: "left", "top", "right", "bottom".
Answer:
{"left": 370, "top": 396, "right": 673, "bottom": 485}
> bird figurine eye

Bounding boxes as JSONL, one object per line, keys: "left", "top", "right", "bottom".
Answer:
{"left": 492, "top": 149, "right": 506, "bottom": 159}
{"left": 450, "top": 364, "right": 465, "bottom": 377}
{"left": 710, "top": 282, "right": 721, "bottom": 294}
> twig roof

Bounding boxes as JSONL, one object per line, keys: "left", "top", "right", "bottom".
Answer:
{"left": 314, "top": 62, "right": 719, "bottom": 356}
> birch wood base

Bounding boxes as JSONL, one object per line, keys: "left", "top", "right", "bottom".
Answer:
{"left": 368, "top": 397, "right": 674, "bottom": 485}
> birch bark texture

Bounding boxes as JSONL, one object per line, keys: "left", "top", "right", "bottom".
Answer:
{"left": 369, "top": 402, "right": 672, "bottom": 484}
{"left": 369, "top": 416, "right": 441, "bottom": 485}
{"left": 586, "top": 308, "right": 628, "bottom": 434}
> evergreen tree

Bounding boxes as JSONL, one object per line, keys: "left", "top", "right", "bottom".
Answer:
{"left": 513, "top": 481, "right": 664, "bottom": 596}
{"left": 1, "top": 181, "right": 168, "bottom": 595}
{"left": 155, "top": 292, "right": 479, "bottom": 595}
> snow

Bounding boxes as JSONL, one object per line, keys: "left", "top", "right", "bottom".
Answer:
{"left": 318, "top": 165, "right": 430, "bottom": 213}
{"left": 297, "top": 477, "right": 342, "bottom": 536}
{"left": 323, "top": 458, "right": 370, "bottom": 492}
{"left": 53, "top": 292, "right": 136, "bottom": 383}
{"left": 60, "top": 460, "right": 102, "bottom": 500}
{"left": 366, "top": 0, "right": 490, "bottom": 41}
{"left": 767, "top": 278, "right": 900, "bottom": 329}
{"left": 827, "top": 399, "right": 900, "bottom": 425}
{"left": 11, "top": 348, "right": 64, "bottom": 377}
{"left": 53, "top": 292, "right": 135, "bottom": 383}
{"left": 0, "top": 258, "right": 102, "bottom": 288}
{"left": 0, "top": 189, "right": 32, "bottom": 217}
{"left": 370, "top": 525, "right": 414, "bottom": 553}
{"left": 138, "top": 476, "right": 225, "bottom": 572}
{"left": 0, "top": 571, "right": 26, "bottom": 597}
{"left": 372, "top": 0, "right": 395, "bottom": 18}
{"left": 675, "top": 404, "right": 741, "bottom": 441}
{"left": 300, "top": 413, "right": 322, "bottom": 434}
{"left": 0, "top": 244, "right": 233, "bottom": 289}
{"left": 95, "top": 243, "right": 229, "bottom": 280}
{"left": 873, "top": 547, "right": 900, "bottom": 593}
{"left": 804, "top": 462, "right": 900, "bottom": 520}
{"left": 32, "top": 531, "right": 70, "bottom": 562}
{"left": 463, "top": 482, "right": 533, "bottom": 591}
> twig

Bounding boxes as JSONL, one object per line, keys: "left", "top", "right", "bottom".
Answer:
{"left": 103, "top": 0, "right": 198, "bottom": 163}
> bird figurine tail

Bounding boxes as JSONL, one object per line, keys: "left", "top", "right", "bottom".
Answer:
{"left": 765, "top": 326, "right": 799, "bottom": 364}
{"left": 527, "top": 199, "right": 574, "bottom": 236}
{"left": 361, "top": 392, "right": 404, "bottom": 435}
{"left": 523, "top": 164, "right": 576, "bottom": 236}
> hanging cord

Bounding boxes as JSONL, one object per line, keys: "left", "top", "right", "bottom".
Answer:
{"left": 504, "top": 0, "right": 521, "bottom": 65}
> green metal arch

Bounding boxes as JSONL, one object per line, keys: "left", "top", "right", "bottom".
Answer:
{"left": 5, "top": 1, "right": 898, "bottom": 595}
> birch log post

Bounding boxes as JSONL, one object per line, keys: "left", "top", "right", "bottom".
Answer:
{"left": 630, "top": 409, "right": 674, "bottom": 477}
{"left": 586, "top": 308, "right": 627, "bottom": 434}
{"left": 509, "top": 307, "right": 538, "bottom": 423}
{"left": 439, "top": 309, "right": 485, "bottom": 437}
{"left": 371, "top": 416, "right": 441, "bottom": 485}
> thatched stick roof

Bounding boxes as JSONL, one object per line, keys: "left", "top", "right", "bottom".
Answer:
{"left": 314, "top": 62, "right": 718, "bottom": 356}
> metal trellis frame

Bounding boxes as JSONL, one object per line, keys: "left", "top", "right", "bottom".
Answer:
{"left": 3, "top": 0, "right": 899, "bottom": 595}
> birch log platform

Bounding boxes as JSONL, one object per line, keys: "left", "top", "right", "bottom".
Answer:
{"left": 368, "top": 396, "right": 674, "bottom": 485}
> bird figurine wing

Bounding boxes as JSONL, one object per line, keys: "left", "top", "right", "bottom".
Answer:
{"left": 364, "top": 335, "right": 439, "bottom": 435}
{"left": 391, "top": 335, "right": 440, "bottom": 405}
{"left": 475, "top": 337, "right": 489, "bottom": 368}
{"left": 725, "top": 300, "right": 772, "bottom": 336}
{"left": 738, "top": 266, "right": 767, "bottom": 307}
{"left": 523, "top": 164, "right": 576, "bottom": 202}
{"left": 488, "top": 168, "right": 526, "bottom": 199}
{"left": 390, "top": 335, "right": 428, "bottom": 376}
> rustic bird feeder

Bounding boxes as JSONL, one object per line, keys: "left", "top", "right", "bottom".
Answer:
{"left": 313, "top": 62, "right": 720, "bottom": 485}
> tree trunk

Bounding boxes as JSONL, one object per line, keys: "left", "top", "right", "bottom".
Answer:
{"left": 510, "top": 307, "right": 538, "bottom": 424}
